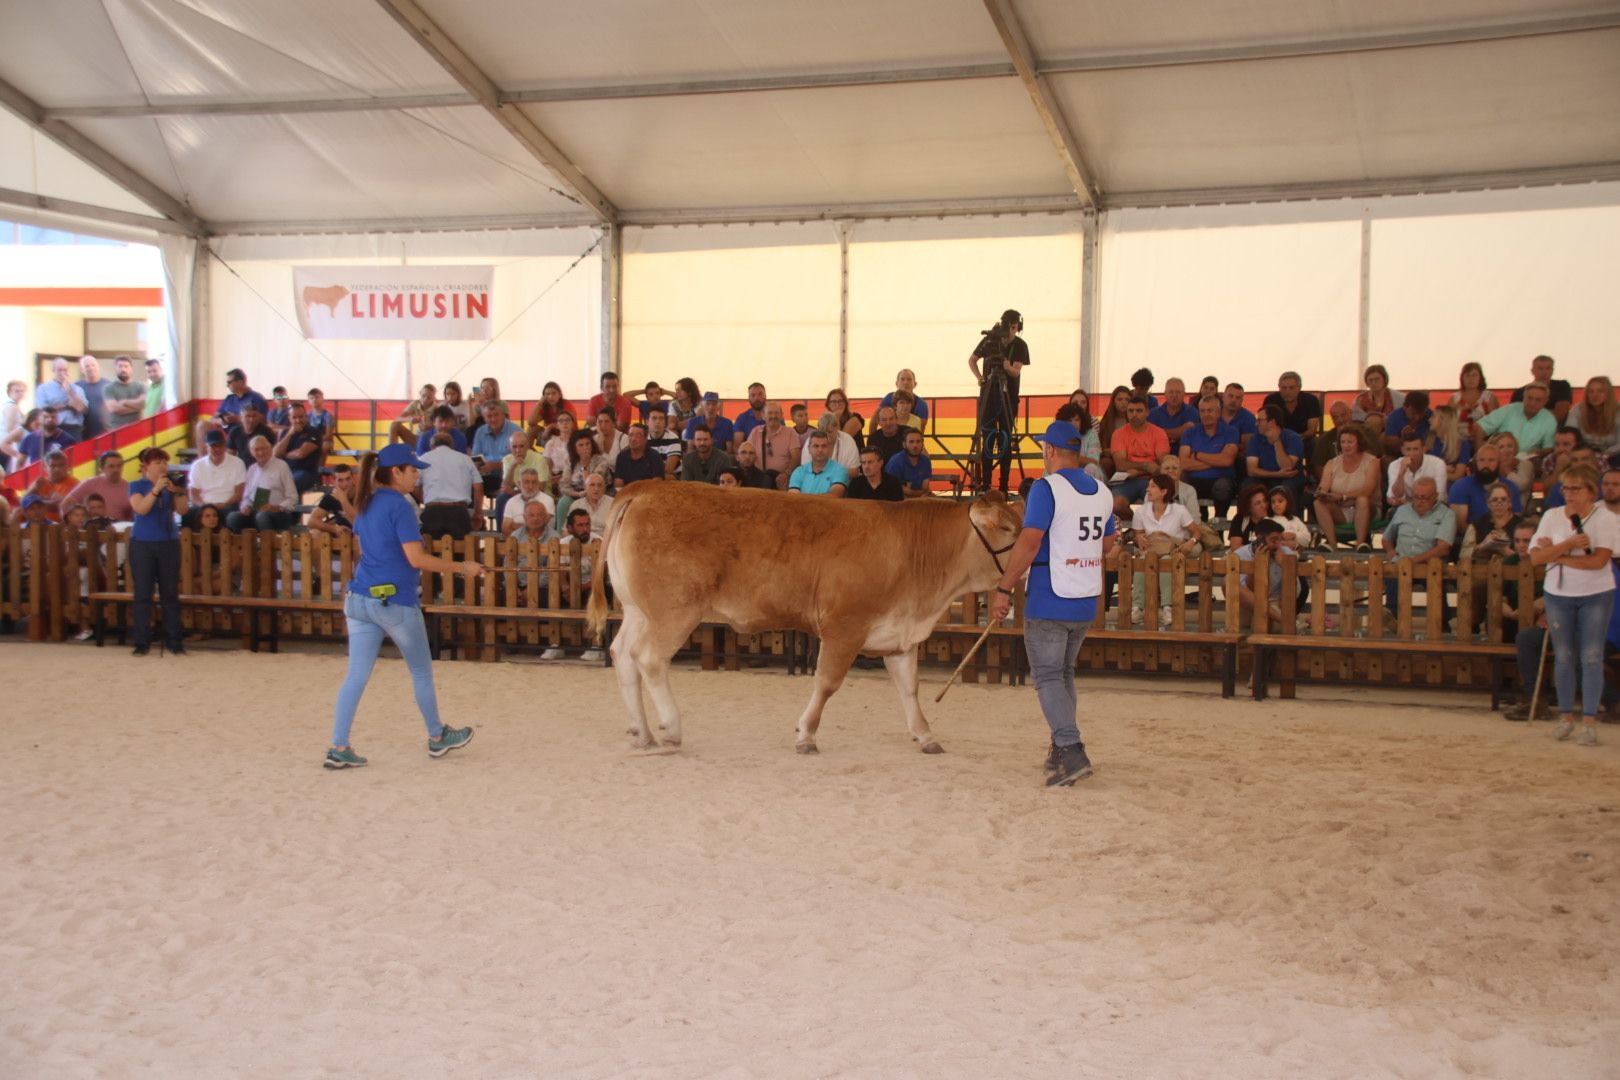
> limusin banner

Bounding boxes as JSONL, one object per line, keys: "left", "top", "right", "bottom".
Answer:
{"left": 293, "top": 265, "right": 494, "bottom": 340}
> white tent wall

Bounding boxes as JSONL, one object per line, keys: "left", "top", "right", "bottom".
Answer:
{"left": 846, "top": 215, "right": 1085, "bottom": 400}
{"left": 620, "top": 224, "right": 842, "bottom": 401}
{"left": 1368, "top": 203, "right": 1620, "bottom": 390}
{"left": 1097, "top": 207, "right": 1363, "bottom": 396}
{"left": 205, "top": 229, "right": 603, "bottom": 404}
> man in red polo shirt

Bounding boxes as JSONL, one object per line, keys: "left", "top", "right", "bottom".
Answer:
{"left": 587, "top": 371, "right": 633, "bottom": 430}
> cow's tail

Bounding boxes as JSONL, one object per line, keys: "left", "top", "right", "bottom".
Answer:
{"left": 586, "top": 490, "right": 636, "bottom": 644}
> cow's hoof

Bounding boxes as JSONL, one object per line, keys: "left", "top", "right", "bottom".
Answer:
{"left": 630, "top": 733, "right": 659, "bottom": 751}
{"left": 920, "top": 741, "right": 946, "bottom": 754}
{"left": 795, "top": 743, "right": 819, "bottom": 755}
{"left": 662, "top": 735, "right": 682, "bottom": 748}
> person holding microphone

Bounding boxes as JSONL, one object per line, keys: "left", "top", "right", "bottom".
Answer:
{"left": 1530, "top": 463, "right": 1618, "bottom": 746}
{"left": 327, "top": 444, "right": 485, "bottom": 770}
{"left": 127, "top": 446, "right": 188, "bottom": 657}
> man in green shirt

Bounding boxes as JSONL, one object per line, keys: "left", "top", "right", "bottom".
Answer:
{"left": 103, "top": 356, "right": 147, "bottom": 430}
{"left": 141, "top": 357, "right": 169, "bottom": 418}
{"left": 1476, "top": 382, "right": 1556, "bottom": 455}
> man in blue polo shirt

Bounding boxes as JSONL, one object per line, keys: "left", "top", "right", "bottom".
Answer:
{"left": 989, "top": 419, "right": 1115, "bottom": 787}
{"left": 1147, "top": 378, "right": 1196, "bottom": 448}
{"left": 731, "top": 382, "right": 767, "bottom": 448}
{"left": 198, "top": 367, "right": 269, "bottom": 449}
{"left": 789, "top": 430, "right": 848, "bottom": 496}
{"left": 1382, "top": 390, "right": 1432, "bottom": 458}
{"left": 684, "top": 393, "right": 735, "bottom": 447}
{"left": 884, "top": 429, "right": 932, "bottom": 498}
{"left": 1221, "top": 383, "right": 1258, "bottom": 443}
{"left": 1178, "top": 394, "right": 1239, "bottom": 515}
{"left": 1246, "top": 404, "right": 1306, "bottom": 501}
{"left": 1447, "top": 441, "right": 1520, "bottom": 530}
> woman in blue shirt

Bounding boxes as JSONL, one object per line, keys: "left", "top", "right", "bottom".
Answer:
{"left": 127, "top": 446, "right": 188, "bottom": 656}
{"left": 327, "top": 443, "right": 485, "bottom": 770}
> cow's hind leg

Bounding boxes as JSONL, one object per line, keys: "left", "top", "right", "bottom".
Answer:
{"left": 635, "top": 613, "right": 703, "bottom": 750}
{"left": 611, "top": 606, "right": 659, "bottom": 749}
{"left": 884, "top": 647, "right": 942, "bottom": 753}
{"left": 795, "top": 639, "right": 859, "bottom": 753}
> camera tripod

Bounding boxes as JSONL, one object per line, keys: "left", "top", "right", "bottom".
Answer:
{"left": 965, "top": 376, "right": 1030, "bottom": 495}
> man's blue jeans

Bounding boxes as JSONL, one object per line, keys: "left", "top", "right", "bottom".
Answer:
{"left": 332, "top": 593, "right": 443, "bottom": 746}
{"left": 1543, "top": 591, "right": 1617, "bottom": 718}
{"left": 1024, "top": 618, "right": 1090, "bottom": 749}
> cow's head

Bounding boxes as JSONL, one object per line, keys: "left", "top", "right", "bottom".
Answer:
{"left": 967, "top": 491, "right": 1024, "bottom": 580}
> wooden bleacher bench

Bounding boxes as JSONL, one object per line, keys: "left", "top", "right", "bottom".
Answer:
{"left": 89, "top": 590, "right": 341, "bottom": 652}
{"left": 1248, "top": 634, "right": 1516, "bottom": 706}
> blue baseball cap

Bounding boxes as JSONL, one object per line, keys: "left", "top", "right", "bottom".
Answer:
{"left": 1032, "top": 420, "right": 1084, "bottom": 449}
{"left": 20, "top": 494, "right": 44, "bottom": 509}
{"left": 377, "top": 443, "right": 429, "bottom": 470}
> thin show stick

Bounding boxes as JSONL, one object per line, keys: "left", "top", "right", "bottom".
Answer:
{"left": 935, "top": 622, "right": 995, "bottom": 704}
{"left": 1527, "top": 618, "right": 1551, "bottom": 725}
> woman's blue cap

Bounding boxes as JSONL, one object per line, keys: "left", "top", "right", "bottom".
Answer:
{"left": 377, "top": 443, "right": 429, "bottom": 469}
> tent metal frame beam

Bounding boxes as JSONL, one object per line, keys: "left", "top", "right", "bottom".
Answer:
{"left": 981, "top": 0, "right": 1096, "bottom": 208}
{"left": 370, "top": 0, "right": 616, "bottom": 223}
{"left": 0, "top": 185, "right": 197, "bottom": 236}
{"left": 39, "top": 12, "right": 1620, "bottom": 120}
{"left": 0, "top": 75, "right": 206, "bottom": 236}
{"left": 203, "top": 160, "right": 1620, "bottom": 238}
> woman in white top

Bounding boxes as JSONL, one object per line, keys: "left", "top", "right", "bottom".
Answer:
{"left": 0, "top": 379, "right": 26, "bottom": 472}
{"left": 1529, "top": 463, "right": 1618, "bottom": 745}
{"left": 1568, "top": 376, "right": 1619, "bottom": 458}
{"left": 1131, "top": 474, "right": 1199, "bottom": 628}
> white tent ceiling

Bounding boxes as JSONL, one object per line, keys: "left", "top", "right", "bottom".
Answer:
{"left": 1, "top": 0, "right": 1618, "bottom": 237}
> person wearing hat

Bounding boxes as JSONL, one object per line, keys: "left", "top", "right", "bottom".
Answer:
{"left": 967, "top": 309, "right": 1030, "bottom": 494}
{"left": 988, "top": 419, "right": 1116, "bottom": 787}
{"left": 326, "top": 443, "right": 485, "bottom": 770}
{"left": 683, "top": 392, "right": 735, "bottom": 447}
{"left": 185, "top": 430, "right": 247, "bottom": 527}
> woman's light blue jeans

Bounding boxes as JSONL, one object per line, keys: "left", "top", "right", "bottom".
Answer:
{"left": 332, "top": 593, "right": 443, "bottom": 746}
{"left": 1544, "top": 590, "right": 1616, "bottom": 718}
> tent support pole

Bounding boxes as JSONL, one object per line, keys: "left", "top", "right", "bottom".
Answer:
{"left": 601, "top": 224, "right": 621, "bottom": 379}
{"left": 1357, "top": 211, "right": 1372, "bottom": 383}
{"left": 837, "top": 220, "right": 852, "bottom": 389}
{"left": 1079, "top": 210, "right": 1099, "bottom": 396}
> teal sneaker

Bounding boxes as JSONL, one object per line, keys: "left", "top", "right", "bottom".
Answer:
{"left": 428, "top": 725, "right": 475, "bottom": 758}
{"left": 324, "top": 746, "right": 368, "bottom": 770}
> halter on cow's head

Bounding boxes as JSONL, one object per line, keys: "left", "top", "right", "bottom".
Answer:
{"left": 968, "top": 491, "right": 1023, "bottom": 576}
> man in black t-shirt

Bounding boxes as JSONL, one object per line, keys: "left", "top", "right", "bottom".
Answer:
{"left": 867, "top": 405, "right": 908, "bottom": 465}
{"left": 1261, "top": 370, "right": 1322, "bottom": 439}
{"left": 847, "top": 447, "right": 904, "bottom": 501}
{"left": 613, "top": 423, "right": 666, "bottom": 488}
{"left": 308, "top": 464, "right": 356, "bottom": 538}
{"left": 1509, "top": 353, "right": 1574, "bottom": 424}
{"left": 967, "top": 309, "right": 1030, "bottom": 493}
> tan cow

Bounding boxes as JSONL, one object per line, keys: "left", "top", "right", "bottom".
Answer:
{"left": 586, "top": 483, "right": 1023, "bottom": 753}
{"left": 302, "top": 284, "right": 349, "bottom": 315}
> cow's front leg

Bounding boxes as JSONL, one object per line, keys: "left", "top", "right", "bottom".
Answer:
{"left": 795, "top": 638, "right": 859, "bottom": 753}
{"left": 883, "top": 646, "right": 942, "bottom": 753}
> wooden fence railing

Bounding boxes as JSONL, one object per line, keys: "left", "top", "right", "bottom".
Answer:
{"left": 0, "top": 524, "right": 1540, "bottom": 698}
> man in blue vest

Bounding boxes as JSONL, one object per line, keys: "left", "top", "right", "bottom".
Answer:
{"left": 990, "top": 420, "right": 1117, "bottom": 787}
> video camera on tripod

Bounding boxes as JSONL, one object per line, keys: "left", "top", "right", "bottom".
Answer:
{"left": 973, "top": 309, "right": 1023, "bottom": 388}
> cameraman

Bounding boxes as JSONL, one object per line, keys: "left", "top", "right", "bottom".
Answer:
{"left": 967, "top": 308, "right": 1030, "bottom": 493}
{"left": 127, "top": 446, "right": 189, "bottom": 657}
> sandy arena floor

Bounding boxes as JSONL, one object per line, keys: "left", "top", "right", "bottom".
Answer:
{"left": 2, "top": 639, "right": 1617, "bottom": 1079}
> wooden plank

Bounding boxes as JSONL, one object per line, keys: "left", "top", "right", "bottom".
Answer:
{"left": 1309, "top": 556, "right": 1327, "bottom": 635}
{"left": 1424, "top": 559, "right": 1444, "bottom": 640}
{"left": 44, "top": 525, "right": 64, "bottom": 641}
{"left": 1454, "top": 560, "right": 1474, "bottom": 643}
{"left": 1367, "top": 556, "right": 1386, "bottom": 639}
{"left": 1222, "top": 552, "right": 1241, "bottom": 635}
{"left": 297, "top": 532, "right": 315, "bottom": 636}
{"left": 1170, "top": 554, "right": 1187, "bottom": 632}
{"left": 1337, "top": 555, "right": 1357, "bottom": 638}
{"left": 1396, "top": 558, "right": 1414, "bottom": 640}
{"left": 1117, "top": 552, "right": 1135, "bottom": 629}
{"left": 1196, "top": 552, "right": 1214, "bottom": 632}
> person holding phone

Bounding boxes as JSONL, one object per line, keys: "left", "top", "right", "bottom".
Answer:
{"left": 126, "top": 446, "right": 189, "bottom": 657}
{"left": 326, "top": 443, "right": 486, "bottom": 770}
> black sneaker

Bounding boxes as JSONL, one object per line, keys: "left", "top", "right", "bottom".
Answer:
{"left": 167, "top": 644, "right": 188, "bottom": 657}
{"left": 132, "top": 644, "right": 149, "bottom": 657}
{"left": 1045, "top": 743, "right": 1094, "bottom": 787}
{"left": 1043, "top": 741, "right": 1061, "bottom": 775}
